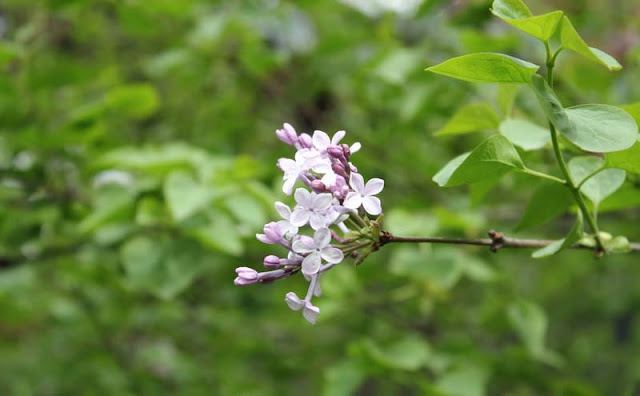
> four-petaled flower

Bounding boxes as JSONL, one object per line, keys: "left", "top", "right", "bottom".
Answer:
{"left": 285, "top": 292, "right": 320, "bottom": 324}
{"left": 240, "top": 123, "right": 385, "bottom": 324}
{"left": 274, "top": 202, "right": 298, "bottom": 238}
{"left": 291, "top": 188, "right": 333, "bottom": 230}
{"left": 292, "top": 227, "right": 344, "bottom": 276}
{"left": 343, "top": 172, "right": 384, "bottom": 215}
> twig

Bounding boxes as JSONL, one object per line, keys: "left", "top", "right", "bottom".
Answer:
{"left": 378, "top": 230, "right": 640, "bottom": 253}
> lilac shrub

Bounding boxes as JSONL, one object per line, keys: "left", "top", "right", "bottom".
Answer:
{"left": 233, "top": 123, "right": 385, "bottom": 324}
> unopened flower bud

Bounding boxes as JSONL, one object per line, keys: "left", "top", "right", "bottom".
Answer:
{"left": 341, "top": 143, "right": 351, "bottom": 159}
{"left": 311, "top": 179, "right": 326, "bottom": 192}
{"left": 256, "top": 222, "right": 283, "bottom": 244}
{"left": 234, "top": 267, "right": 259, "bottom": 286}
{"left": 298, "top": 133, "right": 313, "bottom": 149}
{"left": 276, "top": 123, "right": 298, "bottom": 146}
{"left": 331, "top": 162, "right": 347, "bottom": 178}
{"left": 263, "top": 255, "right": 281, "bottom": 269}
{"left": 327, "top": 145, "right": 345, "bottom": 160}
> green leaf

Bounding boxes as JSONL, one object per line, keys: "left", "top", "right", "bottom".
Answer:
{"left": 135, "top": 197, "right": 168, "bottom": 226}
{"left": 531, "top": 75, "right": 637, "bottom": 153}
{"left": 580, "top": 169, "right": 626, "bottom": 208}
{"left": 435, "top": 103, "right": 500, "bottom": 136}
{"left": 426, "top": 53, "right": 539, "bottom": 83}
{"left": 435, "top": 363, "right": 489, "bottom": 396}
{"left": 564, "top": 105, "right": 638, "bottom": 153}
{"left": 497, "top": 84, "right": 519, "bottom": 117}
{"left": 530, "top": 74, "right": 573, "bottom": 137}
{"left": 104, "top": 84, "right": 160, "bottom": 119}
{"left": 164, "top": 171, "right": 212, "bottom": 222}
{"left": 607, "top": 142, "right": 640, "bottom": 174}
{"left": 189, "top": 211, "right": 243, "bottom": 256}
{"left": 499, "top": 119, "right": 551, "bottom": 150}
{"left": 492, "top": 0, "right": 563, "bottom": 41}
{"left": 568, "top": 156, "right": 603, "bottom": 185}
{"left": 517, "top": 183, "right": 573, "bottom": 230}
{"left": 363, "top": 335, "right": 431, "bottom": 371}
{"left": 323, "top": 359, "right": 366, "bottom": 396}
{"left": 560, "top": 16, "right": 622, "bottom": 71}
{"left": 507, "top": 300, "right": 563, "bottom": 366}
{"left": 619, "top": 103, "right": 640, "bottom": 126}
{"left": 433, "top": 135, "right": 524, "bottom": 187}
{"left": 491, "top": 0, "right": 532, "bottom": 19}
{"left": 120, "top": 236, "right": 164, "bottom": 292}
{"left": 532, "top": 211, "right": 583, "bottom": 258}
{"left": 99, "top": 143, "right": 211, "bottom": 173}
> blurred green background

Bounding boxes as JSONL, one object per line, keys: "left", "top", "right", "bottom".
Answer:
{"left": 1, "top": 0, "right": 639, "bottom": 395}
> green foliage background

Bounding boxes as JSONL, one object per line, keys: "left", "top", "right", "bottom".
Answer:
{"left": 1, "top": 0, "right": 639, "bottom": 394}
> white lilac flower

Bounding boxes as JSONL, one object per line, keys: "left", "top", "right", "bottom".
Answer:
{"left": 312, "top": 130, "right": 361, "bottom": 156}
{"left": 277, "top": 150, "right": 314, "bottom": 195}
{"left": 343, "top": 172, "right": 384, "bottom": 215}
{"left": 274, "top": 202, "right": 298, "bottom": 238}
{"left": 284, "top": 292, "right": 321, "bottom": 324}
{"left": 292, "top": 227, "right": 344, "bottom": 276}
{"left": 275, "top": 123, "right": 298, "bottom": 146}
{"left": 290, "top": 188, "right": 333, "bottom": 230}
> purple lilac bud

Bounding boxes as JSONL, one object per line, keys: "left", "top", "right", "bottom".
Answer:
{"left": 327, "top": 145, "right": 345, "bottom": 160}
{"left": 310, "top": 179, "right": 326, "bottom": 193}
{"left": 331, "top": 162, "right": 347, "bottom": 178}
{"left": 256, "top": 222, "right": 283, "bottom": 244}
{"left": 341, "top": 143, "right": 351, "bottom": 159}
{"left": 263, "top": 255, "right": 281, "bottom": 269}
{"left": 276, "top": 123, "right": 298, "bottom": 146}
{"left": 297, "top": 133, "right": 313, "bottom": 149}
{"left": 234, "top": 267, "right": 259, "bottom": 286}
{"left": 330, "top": 175, "right": 349, "bottom": 199}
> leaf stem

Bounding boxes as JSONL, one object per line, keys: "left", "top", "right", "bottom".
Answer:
{"left": 544, "top": 41, "right": 605, "bottom": 252}
{"left": 519, "top": 168, "right": 566, "bottom": 184}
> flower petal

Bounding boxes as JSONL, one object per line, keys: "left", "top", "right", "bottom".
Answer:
{"left": 342, "top": 192, "right": 363, "bottom": 210}
{"left": 320, "top": 246, "right": 344, "bottom": 264}
{"left": 285, "top": 292, "right": 304, "bottom": 311}
{"left": 274, "top": 201, "right": 291, "bottom": 219}
{"left": 292, "top": 238, "right": 315, "bottom": 254}
{"left": 277, "top": 158, "right": 296, "bottom": 173}
{"left": 309, "top": 212, "right": 326, "bottom": 230}
{"left": 282, "top": 177, "right": 296, "bottom": 195}
{"left": 312, "top": 130, "right": 330, "bottom": 150}
{"left": 363, "top": 178, "right": 384, "bottom": 196}
{"left": 350, "top": 142, "right": 361, "bottom": 154}
{"left": 314, "top": 227, "right": 332, "bottom": 248}
{"left": 349, "top": 172, "right": 365, "bottom": 194}
{"left": 362, "top": 196, "right": 382, "bottom": 216}
{"left": 256, "top": 233, "right": 274, "bottom": 244}
{"left": 313, "top": 193, "right": 333, "bottom": 211}
{"left": 294, "top": 188, "right": 311, "bottom": 208}
{"left": 302, "top": 303, "right": 320, "bottom": 324}
{"left": 332, "top": 130, "right": 346, "bottom": 145}
{"left": 290, "top": 208, "right": 310, "bottom": 227}
{"left": 302, "top": 252, "right": 322, "bottom": 276}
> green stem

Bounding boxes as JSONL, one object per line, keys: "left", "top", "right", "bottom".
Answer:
{"left": 519, "top": 168, "right": 566, "bottom": 184}
{"left": 544, "top": 41, "right": 605, "bottom": 252}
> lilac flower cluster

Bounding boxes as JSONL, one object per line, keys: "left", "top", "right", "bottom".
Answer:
{"left": 233, "top": 123, "right": 384, "bottom": 324}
